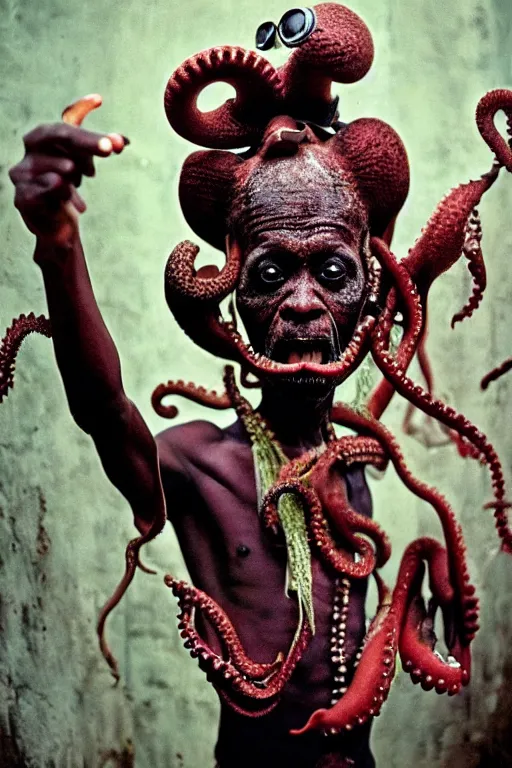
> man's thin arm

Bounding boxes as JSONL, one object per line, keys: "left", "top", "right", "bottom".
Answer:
{"left": 37, "top": 236, "right": 177, "bottom": 531}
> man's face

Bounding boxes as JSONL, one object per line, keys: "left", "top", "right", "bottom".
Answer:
{"left": 231, "top": 143, "right": 370, "bottom": 393}
{"left": 236, "top": 224, "right": 368, "bottom": 390}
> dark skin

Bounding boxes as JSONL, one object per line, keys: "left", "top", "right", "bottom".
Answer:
{"left": 9, "top": 117, "right": 375, "bottom": 768}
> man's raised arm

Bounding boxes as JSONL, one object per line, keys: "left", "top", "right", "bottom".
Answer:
{"left": 8, "top": 98, "right": 183, "bottom": 532}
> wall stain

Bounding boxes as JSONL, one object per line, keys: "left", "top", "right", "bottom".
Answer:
{"left": 98, "top": 738, "right": 135, "bottom": 768}
{"left": 35, "top": 487, "right": 50, "bottom": 559}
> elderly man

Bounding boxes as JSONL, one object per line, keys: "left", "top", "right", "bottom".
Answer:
{"left": 8, "top": 4, "right": 512, "bottom": 767}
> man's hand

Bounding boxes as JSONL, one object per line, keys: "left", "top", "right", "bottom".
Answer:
{"left": 8, "top": 94, "right": 128, "bottom": 247}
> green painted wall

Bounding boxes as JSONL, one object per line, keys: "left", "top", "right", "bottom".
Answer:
{"left": 1, "top": 1, "right": 511, "bottom": 765}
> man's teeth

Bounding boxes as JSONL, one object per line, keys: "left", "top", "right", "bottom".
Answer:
{"left": 287, "top": 349, "right": 323, "bottom": 365}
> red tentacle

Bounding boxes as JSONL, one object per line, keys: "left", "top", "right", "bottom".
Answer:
{"left": 151, "top": 380, "right": 231, "bottom": 419}
{"left": 475, "top": 89, "right": 512, "bottom": 171}
{"left": 165, "top": 239, "right": 242, "bottom": 303}
{"left": 292, "top": 536, "right": 474, "bottom": 735}
{"left": 366, "top": 237, "right": 423, "bottom": 420}
{"left": 166, "top": 571, "right": 312, "bottom": 712}
{"left": 403, "top": 167, "right": 499, "bottom": 302}
{"left": 451, "top": 208, "right": 486, "bottom": 327}
{"left": 291, "top": 571, "right": 396, "bottom": 734}
{"left": 369, "top": 327, "right": 512, "bottom": 551}
{"left": 481, "top": 357, "right": 512, "bottom": 389}
{"left": 310, "top": 440, "right": 391, "bottom": 568}
{"left": 97, "top": 465, "right": 168, "bottom": 681}
{"left": 164, "top": 46, "right": 282, "bottom": 149}
{"left": 262, "top": 480, "right": 378, "bottom": 579}
{"left": 166, "top": 578, "right": 282, "bottom": 680}
{"left": 0, "top": 313, "right": 51, "bottom": 403}
{"left": 329, "top": 403, "right": 474, "bottom": 599}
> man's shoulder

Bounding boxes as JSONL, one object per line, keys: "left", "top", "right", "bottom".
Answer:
{"left": 156, "top": 419, "right": 226, "bottom": 463}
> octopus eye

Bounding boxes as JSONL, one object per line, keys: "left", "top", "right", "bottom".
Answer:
{"left": 255, "top": 21, "right": 277, "bottom": 51}
{"left": 277, "top": 7, "right": 316, "bottom": 48}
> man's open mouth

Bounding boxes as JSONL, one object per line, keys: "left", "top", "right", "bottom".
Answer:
{"left": 266, "top": 337, "right": 339, "bottom": 366}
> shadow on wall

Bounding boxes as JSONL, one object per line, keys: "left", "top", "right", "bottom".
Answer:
{"left": 445, "top": 656, "right": 512, "bottom": 767}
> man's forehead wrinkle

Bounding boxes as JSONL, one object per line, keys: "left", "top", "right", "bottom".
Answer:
{"left": 237, "top": 188, "right": 365, "bottom": 252}
{"left": 249, "top": 227, "right": 359, "bottom": 259}
{"left": 248, "top": 217, "right": 360, "bottom": 248}
{"left": 230, "top": 146, "right": 369, "bottom": 253}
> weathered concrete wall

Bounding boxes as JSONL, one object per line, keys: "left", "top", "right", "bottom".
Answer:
{"left": 0, "top": 0, "right": 511, "bottom": 766}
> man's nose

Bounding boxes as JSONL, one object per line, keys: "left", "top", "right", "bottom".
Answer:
{"left": 279, "top": 280, "right": 326, "bottom": 325}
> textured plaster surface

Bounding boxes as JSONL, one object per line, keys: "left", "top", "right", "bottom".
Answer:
{"left": 0, "top": 0, "right": 511, "bottom": 766}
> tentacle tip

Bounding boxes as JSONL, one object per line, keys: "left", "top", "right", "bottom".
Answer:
{"left": 111, "top": 671, "right": 121, "bottom": 687}
{"left": 138, "top": 560, "right": 157, "bottom": 575}
{"left": 289, "top": 710, "right": 326, "bottom": 736}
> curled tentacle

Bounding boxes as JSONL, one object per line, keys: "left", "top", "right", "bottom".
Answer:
{"left": 278, "top": 3, "right": 374, "bottom": 126}
{"left": 151, "top": 380, "right": 231, "bottom": 419}
{"left": 310, "top": 439, "right": 391, "bottom": 568}
{"left": 166, "top": 578, "right": 282, "bottom": 680}
{"left": 227, "top": 313, "right": 376, "bottom": 383}
{"left": 262, "top": 480, "right": 378, "bottom": 578}
{"left": 165, "top": 239, "right": 242, "bottom": 303}
{"left": 166, "top": 573, "right": 312, "bottom": 711}
{"left": 369, "top": 324, "right": 512, "bottom": 550}
{"left": 292, "top": 537, "right": 474, "bottom": 735}
{"left": 367, "top": 161, "right": 500, "bottom": 425}
{"left": 451, "top": 208, "right": 486, "bottom": 327}
{"left": 475, "top": 88, "right": 512, "bottom": 171}
{"left": 225, "top": 617, "right": 312, "bottom": 706}
{"left": 396, "top": 540, "right": 474, "bottom": 693}
{"left": 164, "top": 46, "right": 282, "bottom": 149}
{"left": 0, "top": 313, "right": 51, "bottom": 402}
{"left": 367, "top": 91, "right": 511, "bottom": 421}
{"left": 328, "top": 402, "right": 475, "bottom": 607}
{"left": 371, "top": 237, "right": 423, "bottom": 365}
{"left": 97, "top": 465, "right": 168, "bottom": 681}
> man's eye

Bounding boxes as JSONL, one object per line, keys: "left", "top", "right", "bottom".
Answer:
{"left": 258, "top": 263, "right": 284, "bottom": 284}
{"left": 319, "top": 259, "right": 347, "bottom": 283}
